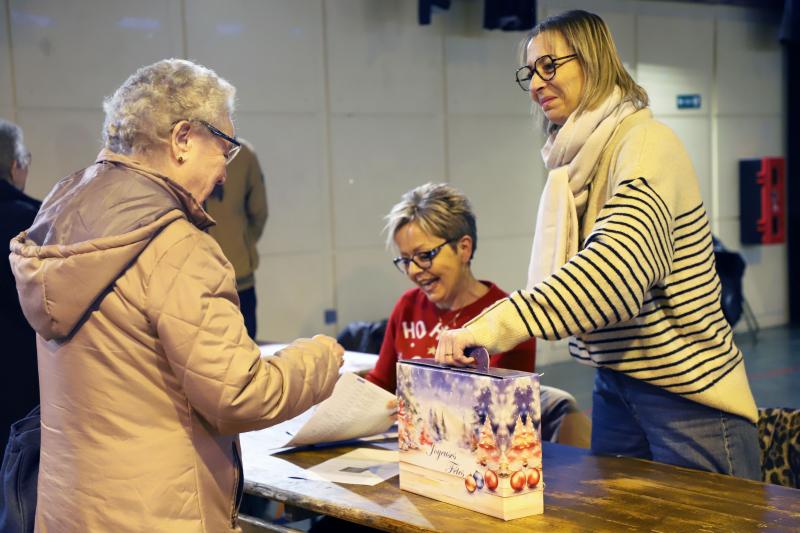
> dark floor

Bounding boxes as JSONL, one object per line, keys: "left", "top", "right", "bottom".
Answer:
{"left": 540, "top": 324, "right": 800, "bottom": 414}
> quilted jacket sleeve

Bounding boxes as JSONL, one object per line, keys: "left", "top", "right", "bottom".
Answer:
{"left": 145, "top": 221, "right": 339, "bottom": 434}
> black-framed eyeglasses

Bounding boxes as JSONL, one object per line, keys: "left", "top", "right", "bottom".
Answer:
{"left": 515, "top": 54, "right": 577, "bottom": 92}
{"left": 197, "top": 120, "right": 241, "bottom": 164}
{"left": 392, "top": 238, "right": 457, "bottom": 274}
{"left": 172, "top": 119, "right": 242, "bottom": 164}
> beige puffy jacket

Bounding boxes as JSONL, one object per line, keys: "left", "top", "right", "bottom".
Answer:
{"left": 9, "top": 151, "right": 340, "bottom": 532}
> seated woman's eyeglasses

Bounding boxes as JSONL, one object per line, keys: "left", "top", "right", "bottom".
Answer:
{"left": 515, "top": 54, "right": 577, "bottom": 92}
{"left": 392, "top": 238, "right": 457, "bottom": 274}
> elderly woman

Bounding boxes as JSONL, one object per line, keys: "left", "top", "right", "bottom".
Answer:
{"left": 436, "top": 11, "right": 760, "bottom": 479}
{"left": 9, "top": 59, "right": 343, "bottom": 532}
{"left": 367, "top": 183, "right": 590, "bottom": 446}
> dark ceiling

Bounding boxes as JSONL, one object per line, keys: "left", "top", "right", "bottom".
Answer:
{"left": 647, "top": 0, "right": 783, "bottom": 8}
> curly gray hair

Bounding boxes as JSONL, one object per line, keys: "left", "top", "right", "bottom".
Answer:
{"left": 384, "top": 183, "right": 478, "bottom": 261}
{"left": 0, "top": 119, "right": 30, "bottom": 182}
{"left": 102, "top": 58, "right": 236, "bottom": 154}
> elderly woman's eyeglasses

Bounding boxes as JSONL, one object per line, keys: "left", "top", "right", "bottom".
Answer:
{"left": 515, "top": 54, "right": 577, "bottom": 92}
{"left": 198, "top": 120, "right": 241, "bottom": 164}
{"left": 173, "top": 119, "right": 242, "bottom": 164}
{"left": 392, "top": 238, "right": 457, "bottom": 274}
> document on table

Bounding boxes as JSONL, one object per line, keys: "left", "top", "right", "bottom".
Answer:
{"left": 240, "top": 372, "right": 396, "bottom": 452}
{"left": 308, "top": 448, "right": 399, "bottom": 486}
{"left": 259, "top": 343, "right": 378, "bottom": 375}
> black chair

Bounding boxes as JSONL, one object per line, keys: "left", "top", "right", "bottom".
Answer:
{"left": 336, "top": 320, "right": 388, "bottom": 355}
{"left": 712, "top": 236, "right": 759, "bottom": 336}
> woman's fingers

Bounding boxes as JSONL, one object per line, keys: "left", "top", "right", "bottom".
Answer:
{"left": 434, "top": 331, "right": 452, "bottom": 363}
{"left": 435, "top": 328, "right": 478, "bottom": 366}
{"left": 451, "top": 353, "right": 475, "bottom": 366}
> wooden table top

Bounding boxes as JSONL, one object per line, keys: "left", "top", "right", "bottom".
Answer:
{"left": 244, "top": 441, "right": 800, "bottom": 532}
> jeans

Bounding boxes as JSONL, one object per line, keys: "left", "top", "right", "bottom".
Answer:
{"left": 0, "top": 406, "right": 40, "bottom": 533}
{"left": 591, "top": 367, "right": 761, "bottom": 480}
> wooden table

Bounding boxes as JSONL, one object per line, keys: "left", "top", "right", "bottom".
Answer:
{"left": 244, "top": 441, "right": 800, "bottom": 532}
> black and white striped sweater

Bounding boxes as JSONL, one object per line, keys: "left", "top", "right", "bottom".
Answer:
{"left": 466, "top": 111, "right": 757, "bottom": 423}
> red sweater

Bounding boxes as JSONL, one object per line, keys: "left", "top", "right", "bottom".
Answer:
{"left": 366, "top": 281, "right": 536, "bottom": 393}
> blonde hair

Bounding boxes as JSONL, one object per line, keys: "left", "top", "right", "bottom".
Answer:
{"left": 520, "top": 10, "right": 648, "bottom": 133}
{"left": 384, "top": 183, "right": 478, "bottom": 260}
{"left": 102, "top": 58, "right": 236, "bottom": 154}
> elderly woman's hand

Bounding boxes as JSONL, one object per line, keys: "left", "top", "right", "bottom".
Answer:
{"left": 312, "top": 334, "right": 345, "bottom": 369}
{"left": 435, "top": 328, "right": 477, "bottom": 366}
{"left": 300, "top": 335, "right": 344, "bottom": 402}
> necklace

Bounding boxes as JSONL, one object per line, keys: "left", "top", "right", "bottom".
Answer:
{"left": 437, "top": 308, "right": 463, "bottom": 330}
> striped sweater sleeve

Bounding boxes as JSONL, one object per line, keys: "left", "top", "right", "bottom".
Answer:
{"left": 466, "top": 177, "right": 673, "bottom": 353}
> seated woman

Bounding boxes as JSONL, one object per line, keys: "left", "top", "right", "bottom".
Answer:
{"left": 366, "top": 183, "right": 590, "bottom": 446}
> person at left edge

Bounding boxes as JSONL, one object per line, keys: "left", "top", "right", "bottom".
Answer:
{"left": 9, "top": 59, "right": 344, "bottom": 533}
{"left": 0, "top": 119, "right": 40, "bottom": 460}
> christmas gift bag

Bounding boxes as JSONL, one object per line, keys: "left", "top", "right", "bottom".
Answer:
{"left": 396, "top": 349, "right": 543, "bottom": 520}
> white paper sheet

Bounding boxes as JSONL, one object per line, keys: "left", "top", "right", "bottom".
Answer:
{"left": 239, "top": 372, "right": 396, "bottom": 452}
{"left": 259, "top": 343, "right": 378, "bottom": 376}
{"left": 287, "top": 372, "right": 395, "bottom": 446}
{"left": 308, "top": 448, "right": 399, "bottom": 486}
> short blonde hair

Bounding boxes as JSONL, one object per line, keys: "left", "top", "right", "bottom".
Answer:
{"left": 102, "top": 58, "right": 236, "bottom": 154}
{"left": 384, "top": 183, "right": 478, "bottom": 260}
{"left": 520, "top": 10, "right": 648, "bottom": 133}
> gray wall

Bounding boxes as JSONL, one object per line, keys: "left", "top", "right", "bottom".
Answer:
{"left": 0, "top": 0, "right": 785, "bottom": 363}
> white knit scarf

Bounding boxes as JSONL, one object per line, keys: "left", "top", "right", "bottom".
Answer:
{"left": 527, "top": 88, "right": 636, "bottom": 290}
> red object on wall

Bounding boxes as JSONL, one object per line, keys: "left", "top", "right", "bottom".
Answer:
{"left": 758, "top": 158, "right": 786, "bottom": 244}
{"left": 739, "top": 157, "right": 786, "bottom": 245}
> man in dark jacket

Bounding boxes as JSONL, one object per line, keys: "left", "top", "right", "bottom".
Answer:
{"left": 0, "top": 119, "right": 40, "bottom": 457}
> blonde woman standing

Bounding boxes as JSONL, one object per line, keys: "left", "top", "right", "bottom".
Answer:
{"left": 436, "top": 10, "right": 760, "bottom": 479}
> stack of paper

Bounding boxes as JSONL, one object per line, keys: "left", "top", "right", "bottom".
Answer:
{"left": 240, "top": 372, "right": 396, "bottom": 452}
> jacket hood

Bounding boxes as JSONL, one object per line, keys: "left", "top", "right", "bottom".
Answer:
{"left": 9, "top": 151, "right": 214, "bottom": 340}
